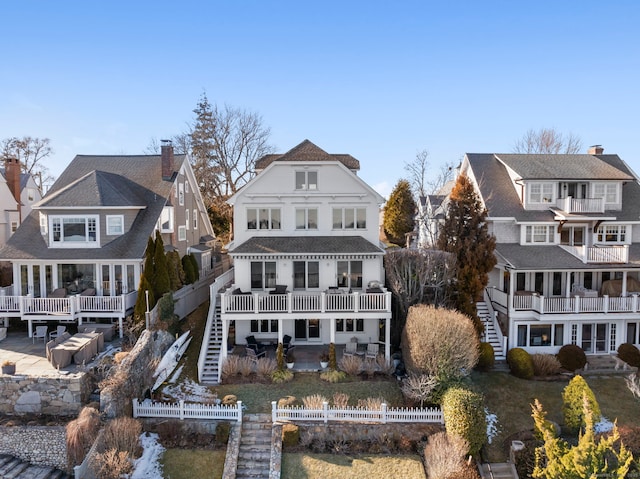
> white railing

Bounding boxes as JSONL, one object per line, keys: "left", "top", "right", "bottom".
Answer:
{"left": 133, "top": 398, "right": 243, "bottom": 422}
{"left": 272, "top": 401, "right": 443, "bottom": 424}
{"left": 486, "top": 287, "right": 508, "bottom": 308}
{"left": 556, "top": 197, "right": 604, "bottom": 213}
{"left": 78, "top": 295, "right": 124, "bottom": 312}
{"left": 198, "top": 268, "right": 234, "bottom": 383}
{"left": 560, "top": 244, "right": 628, "bottom": 264}
{"left": 510, "top": 293, "right": 640, "bottom": 315}
{"left": 222, "top": 290, "right": 392, "bottom": 314}
{"left": 513, "top": 294, "right": 533, "bottom": 310}
{"left": 22, "top": 297, "right": 72, "bottom": 314}
{"left": 483, "top": 289, "right": 507, "bottom": 355}
{"left": 0, "top": 296, "right": 20, "bottom": 312}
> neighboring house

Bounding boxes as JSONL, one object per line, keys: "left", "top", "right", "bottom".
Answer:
{"left": 415, "top": 194, "right": 446, "bottom": 248}
{"left": 0, "top": 158, "right": 42, "bottom": 247}
{"left": 454, "top": 145, "right": 640, "bottom": 356}
{"left": 215, "top": 140, "right": 392, "bottom": 364}
{"left": 0, "top": 142, "right": 216, "bottom": 336}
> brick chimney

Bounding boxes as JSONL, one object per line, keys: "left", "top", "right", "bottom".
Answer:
{"left": 588, "top": 145, "right": 604, "bottom": 155}
{"left": 161, "top": 140, "right": 175, "bottom": 180}
{"left": 4, "top": 157, "right": 21, "bottom": 210}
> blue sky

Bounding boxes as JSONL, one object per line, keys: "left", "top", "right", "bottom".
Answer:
{"left": 2, "top": 1, "right": 639, "bottom": 198}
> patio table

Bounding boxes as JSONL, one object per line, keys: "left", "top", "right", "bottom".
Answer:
{"left": 79, "top": 323, "right": 116, "bottom": 341}
{"left": 49, "top": 332, "right": 104, "bottom": 368}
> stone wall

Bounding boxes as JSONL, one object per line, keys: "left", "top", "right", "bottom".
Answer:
{"left": 0, "top": 425, "right": 67, "bottom": 471}
{"left": 100, "top": 329, "right": 174, "bottom": 418}
{"left": 0, "top": 372, "right": 92, "bottom": 416}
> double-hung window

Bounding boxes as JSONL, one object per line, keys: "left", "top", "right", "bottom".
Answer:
{"left": 185, "top": 209, "right": 190, "bottom": 230}
{"left": 592, "top": 183, "right": 619, "bottom": 207}
{"left": 247, "top": 208, "right": 281, "bottom": 230}
{"left": 524, "top": 225, "right": 554, "bottom": 244}
{"left": 528, "top": 183, "right": 554, "bottom": 204}
{"left": 332, "top": 207, "right": 366, "bottom": 229}
{"left": 295, "top": 208, "right": 318, "bottom": 230}
{"left": 295, "top": 171, "right": 317, "bottom": 190}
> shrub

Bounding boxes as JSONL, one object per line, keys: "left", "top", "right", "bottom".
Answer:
{"left": 562, "top": 375, "right": 601, "bottom": 434}
{"left": 339, "top": 355, "right": 362, "bottom": 376}
{"left": 507, "top": 348, "right": 534, "bottom": 379}
{"left": 302, "top": 394, "right": 327, "bottom": 409}
{"left": 617, "top": 425, "right": 640, "bottom": 457}
{"left": 476, "top": 342, "right": 495, "bottom": 371}
{"left": 401, "top": 305, "right": 480, "bottom": 379}
{"left": 618, "top": 343, "right": 640, "bottom": 368}
{"left": 282, "top": 423, "right": 299, "bottom": 447}
{"left": 238, "top": 357, "right": 253, "bottom": 377}
{"left": 328, "top": 342, "right": 337, "bottom": 370}
{"left": 357, "top": 397, "right": 386, "bottom": 409}
{"left": 531, "top": 353, "right": 561, "bottom": 377}
{"left": 221, "top": 355, "right": 241, "bottom": 378}
{"left": 441, "top": 387, "right": 486, "bottom": 457}
{"left": 376, "top": 354, "right": 394, "bottom": 375}
{"left": 93, "top": 449, "right": 133, "bottom": 479}
{"left": 215, "top": 422, "right": 231, "bottom": 444}
{"left": 182, "top": 254, "right": 196, "bottom": 284}
{"left": 256, "top": 357, "right": 277, "bottom": 377}
{"left": 424, "top": 431, "right": 469, "bottom": 479}
{"left": 276, "top": 343, "right": 284, "bottom": 370}
{"left": 100, "top": 417, "right": 142, "bottom": 457}
{"left": 332, "top": 392, "right": 350, "bottom": 408}
{"left": 277, "top": 395, "right": 297, "bottom": 408}
{"left": 320, "top": 369, "right": 347, "bottom": 383}
{"left": 363, "top": 358, "right": 377, "bottom": 378}
{"left": 221, "top": 394, "right": 237, "bottom": 405}
{"left": 66, "top": 406, "right": 101, "bottom": 468}
{"left": 271, "top": 368, "right": 294, "bottom": 383}
{"left": 401, "top": 374, "right": 437, "bottom": 407}
{"left": 557, "top": 344, "right": 587, "bottom": 371}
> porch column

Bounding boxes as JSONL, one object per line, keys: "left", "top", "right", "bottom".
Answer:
{"left": 565, "top": 272, "right": 571, "bottom": 297}
{"left": 385, "top": 317, "right": 390, "bottom": 362}
{"left": 118, "top": 317, "right": 123, "bottom": 338}
{"left": 508, "top": 271, "right": 515, "bottom": 314}
{"left": 278, "top": 319, "right": 283, "bottom": 344}
{"left": 329, "top": 318, "right": 335, "bottom": 344}
{"left": 622, "top": 272, "right": 628, "bottom": 297}
{"left": 28, "top": 319, "right": 33, "bottom": 338}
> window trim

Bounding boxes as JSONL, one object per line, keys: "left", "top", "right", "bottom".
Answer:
{"left": 527, "top": 182, "right": 554, "bottom": 204}
{"left": 247, "top": 207, "right": 282, "bottom": 230}
{"left": 295, "top": 170, "right": 318, "bottom": 191}
{"left": 295, "top": 207, "right": 318, "bottom": 230}
{"left": 159, "top": 206, "right": 174, "bottom": 233}
{"left": 178, "top": 225, "right": 186, "bottom": 241}
{"left": 193, "top": 209, "right": 197, "bottom": 229}
{"left": 332, "top": 207, "right": 367, "bottom": 230}
{"left": 49, "top": 215, "right": 99, "bottom": 248}
{"left": 523, "top": 224, "right": 555, "bottom": 244}
{"left": 293, "top": 260, "right": 320, "bottom": 290}
{"left": 595, "top": 224, "right": 628, "bottom": 244}
{"left": 178, "top": 183, "right": 184, "bottom": 206}
{"left": 185, "top": 209, "right": 190, "bottom": 230}
{"left": 106, "top": 215, "right": 124, "bottom": 236}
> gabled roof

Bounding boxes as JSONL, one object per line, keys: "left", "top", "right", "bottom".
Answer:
{"left": 0, "top": 154, "right": 186, "bottom": 261}
{"left": 255, "top": 140, "right": 360, "bottom": 170}
{"left": 495, "top": 154, "right": 633, "bottom": 181}
{"left": 229, "top": 236, "right": 384, "bottom": 256}
{"left": 36, "top": 170, "right": 146, "bottom": 208}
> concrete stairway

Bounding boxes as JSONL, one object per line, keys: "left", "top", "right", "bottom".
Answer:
{"left": 0, "top": 454, "right": 71, "bottom": 479}
{"left": 478, "top": 462, "right": 519, "bottom": 478}
{"left": 580, "top": 354, "right": 639, "bottom": 375}
{"left": 477, "top": 302, "right": 505, "bottom": 360}
{"left": 199, "top": 295, "right": 223, "bottom": 385}
{"left": 236, "top": 413, "right": 272, "bottom": 479}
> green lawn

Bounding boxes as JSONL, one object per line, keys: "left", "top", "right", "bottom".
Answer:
{"left": 281, "top": 453, "right": 426, "bottom": 479}
{"left": 160, "top": 449, "right": 224, "bottom": 479}
{"left": 472, "top": 371, "right": 640, "bottom": 461}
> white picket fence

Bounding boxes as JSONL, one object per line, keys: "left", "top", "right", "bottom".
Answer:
{"left": 271, "top": 401, "right": 443, "bottom": 424}
{"left": 133, "top": 398, "right": 243, "bottom": 422}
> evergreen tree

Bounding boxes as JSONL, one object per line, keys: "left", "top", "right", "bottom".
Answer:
{"left": 133, "top": 274, "right": 155, "bottom": 325}
{"left": 562, "top": 375, "right": 601, "bottom": 434}
{"left": 143, "top": 236, "right": 156, "bottom": 284}
{"left": 437, "top": 174, "right": 496, "bottom": 336}
{"left": 189, "top": 254, "right": 200, "bottom": 281}
{"left": 166, "top": 250, "right": 183, "bottom": 291}
{"left": 182, "top": 254, "right": 195, "bottom": 284}
{"left": 383, "top": 179, "right": 416, "bottom": 247}
{"left": 153, "top": 232, "right": 170, "bottom": 299}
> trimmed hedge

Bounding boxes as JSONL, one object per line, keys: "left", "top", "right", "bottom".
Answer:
{"left": 441, "top": 387, "right": 486, "bottom": 457}
{"left": 476, "top": 342, "right": 495, "bottom": 371}
{"left": 618, "top": 343, "right": 640, "bottom": 368}
{"left": 557, "top": 344, "right": 587, "bottom": 372}
{"left": 507, "top": 347, "right": 534, "bottom": 379}
{"left": 562, "top": 375, "right": 601, "bottom": 434}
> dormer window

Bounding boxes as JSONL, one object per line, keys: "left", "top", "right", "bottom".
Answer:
{"left": 523, "top": 225, "right": 555, "bottom": 244}
{"left": 50, "top": 215, "right": 98, "bottom": 247}
{"left": 295, "top": 171, "right": 317, "bottom": 190}
{"left": 528, "top": 183, "right": 554, "bottom": 204}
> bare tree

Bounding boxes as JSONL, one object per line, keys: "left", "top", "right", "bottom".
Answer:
{"left": 427, "top": 160, "right": 455, "bottom": 195}
{"left": 513, "top": 127, "right": 583, "bottom": 154}
{"left": 1, "top": 136, "right": 54, "bottom": 193}
{"left": 144, "top": 133, "right": 190, "bottom": 155}
{"left": 405, "top": 149, "right": 429, "bottom": 197}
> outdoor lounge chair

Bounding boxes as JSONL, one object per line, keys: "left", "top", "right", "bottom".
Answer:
{"left": 365, "top": 343, "right": 379, "bottom": 361}
{"left": 245, "top": 347, "right": 266, "bottom": 363}
{"left": 282, "top": 334, "right": 295, "bottom": 354}
{"left": 33, "top": 325, "right": 48, "bottom": 344}
{"left": 269, "top": 284, "right": 288, "bottom": 295}
{"left": 49, "top": 325, "right": 67, "bottom": 340}
{"left": 343, "top": 341, "right": 358, "bottom": 358}
{"left": 50, "top": 288, "right": 67, "bottom": 298}
{"left": 246, "top": 335, "right": 266, "bottom": 355}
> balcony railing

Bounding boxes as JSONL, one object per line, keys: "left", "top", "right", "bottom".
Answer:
{"left": 559, "top": 244, "right": 629, "bottom": 264}
{"left": 221, "top": 290, "right": 392, "bottom": 315}
{"left": 487, "top": 287, "right": 640, "bottom": 315}
{"left": 0, "top": 291, "right": 136, "bottom": 318}
{"left": 556, "top": 197, "right": 604, "bottom": 213}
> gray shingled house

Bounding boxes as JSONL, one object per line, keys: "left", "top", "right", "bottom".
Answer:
{"left": 454, "top": 145, "right": 640, "bottom": 359}
{"left": 0, "top": 142, "right": 215, "bottom": 337}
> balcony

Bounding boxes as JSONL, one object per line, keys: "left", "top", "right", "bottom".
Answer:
{"left": 559, "top": 244, "right": 629, "bottom": 264}
{"left": 220, "top": 290, "right": 392, "bottom": 315}
{"left": 556, "top": 197, "right": 604, "bottom": 214}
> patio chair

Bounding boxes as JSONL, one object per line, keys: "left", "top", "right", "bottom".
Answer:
{"left": 245, "top": 347, "right": 266, "bottom": 364}
{"left": 282, "top": 334, "right": 295, "bottom": 354}
{"left": 343, "top": 341, "right": 358, "bottom": 358}
{"left": 33, "top": 325, "right": 48, "bottom": 344}
{"left": 365, "top": 343, "right": 379, "bottom": 361}
{"left": 49, "top": 288, "right": 67, "bottom": 298}
{"left": 49, "top": 325, "right": 67, "bottom": 341}
{"left": 246, "top": 335, "right": 266, "bottom": 355}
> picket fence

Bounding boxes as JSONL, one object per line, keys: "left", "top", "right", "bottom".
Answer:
{"left": 133, "top": 398, "right": 243, "bottom": 422}
{"left": 271, "top": 401, "right": 444, "bottom": 424}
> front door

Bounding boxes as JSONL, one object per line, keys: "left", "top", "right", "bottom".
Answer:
{"left": 294, "top": 319, "right": 320, "bottom": 341}
{"left": 581, "top": 323, "right": 609, "bottom": 353}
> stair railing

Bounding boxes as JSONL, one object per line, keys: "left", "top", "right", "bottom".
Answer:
{"left": 483, "top": 289, "right": 507, "bottom": 356}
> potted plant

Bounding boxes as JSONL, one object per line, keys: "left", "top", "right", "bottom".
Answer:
{"left": 286, "top": 351, "right": 296, "bottom": 369}
{"left": 1, "top": 360, "right": 15, "bottom": 375}
{"left": 319, "top": 351, "right": 329, "bottom": 369}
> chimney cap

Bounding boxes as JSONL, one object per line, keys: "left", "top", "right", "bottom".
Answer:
{"left": 161, "top": 139, "right": 172, "bottom": 145}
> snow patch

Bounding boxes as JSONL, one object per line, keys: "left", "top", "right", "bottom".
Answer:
{"left": 130, "top": 432, "right": 165, "bottom": 479}
{"left": 594, "top": 416, "right": 614, "bottom": 434}
{"left": 485, "top": 408, "right": 499, "bottom": 444}
{"left": 161, "top": 378, "right": 218, "bottom": 403}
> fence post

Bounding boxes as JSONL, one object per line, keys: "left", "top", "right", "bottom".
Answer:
{"left": 323, "top": 401, "right": 328, "bottom": 424}
{"left": 271, "top": 401, "right": 277, "bottom": 423}
{"left": 132, "top": 399, "right": 138, "bottom": 418}
{"left": 237, "top": 401, "right": 243, "bottom": 423}
{"left": 381, "top": 403, "right": 387, "bottom": 424}
{"left": 179, "top": 399, "right": 184, "bottom": 420}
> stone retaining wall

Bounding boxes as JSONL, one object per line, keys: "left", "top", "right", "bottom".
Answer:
{"left": 0, "top": 425, "right": 67, "bottom": 471}
{"left": 0, "top": 372, "right": 92, "bottom": 416}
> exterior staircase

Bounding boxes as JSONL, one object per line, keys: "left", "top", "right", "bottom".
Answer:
{"left": 0, "top": 454, "right": 71, "bottom": 479}
{"left": 236, "top": 413, "right": 272, "bottom": 479}
{"left": 199, "top": 295, "right": 223, "bottom": 385}
{"left": 477, "top": 301, "right": 506, "bottom": 360}
{"left": 478, "top": 462, "right": 519, "bottom": 478}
